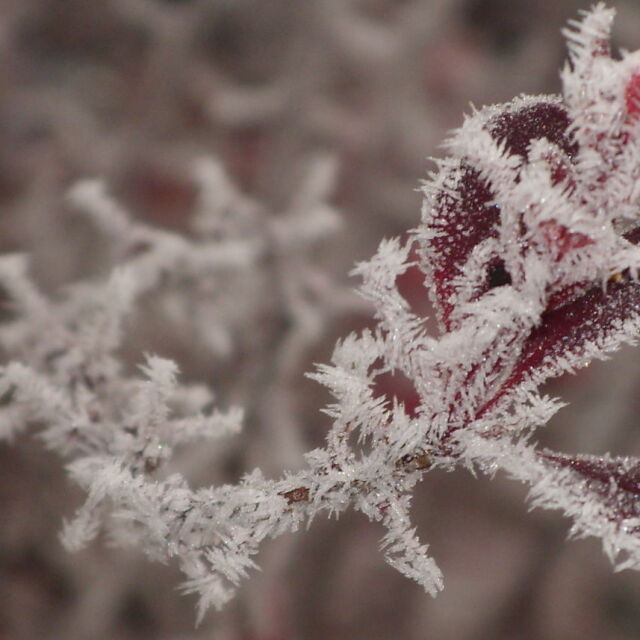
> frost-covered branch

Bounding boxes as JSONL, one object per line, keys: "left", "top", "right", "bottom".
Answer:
{"left": 3, "top": 3, "right": 640, "bottom": 623}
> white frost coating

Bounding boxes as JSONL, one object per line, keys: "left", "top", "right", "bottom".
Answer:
{"left": 2, "top": 3, "right": 640, "bottom": 622}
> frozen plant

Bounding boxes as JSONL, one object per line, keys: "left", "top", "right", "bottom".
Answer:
{"left": 2, "top": 2, "right": 640, "bottom": 622}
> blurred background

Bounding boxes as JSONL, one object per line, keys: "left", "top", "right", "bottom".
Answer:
{"left": 1, "top": 0, "right": 640, "bottom": 638}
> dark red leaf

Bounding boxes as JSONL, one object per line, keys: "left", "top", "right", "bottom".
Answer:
{"left": 540, "top": 450, "right": 640, "bottom": 525}
{"left": 423, "top": 96, "right": 640, "bottom": 416}
{"left": 424, "top": 99, "right": 578, "bottom": 330}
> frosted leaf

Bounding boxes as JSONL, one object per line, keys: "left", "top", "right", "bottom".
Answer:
{"left": 460, "top": 432, "right": 640, "bottom": 572}
{"left": 376, "top": 492, "right": 443, "bottom": 596}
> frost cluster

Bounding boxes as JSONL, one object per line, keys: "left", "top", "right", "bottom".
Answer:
{"left": 2, "top": 3, "right": 640, "bottom": 621}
